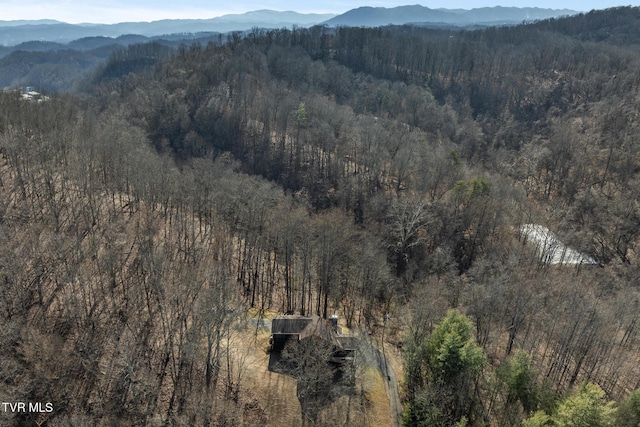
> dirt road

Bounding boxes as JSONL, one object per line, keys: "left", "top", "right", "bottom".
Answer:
{"left": 358, "top": 337, "right": 403, "bottom": 427}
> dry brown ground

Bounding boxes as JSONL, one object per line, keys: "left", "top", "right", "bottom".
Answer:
{"left": 238, "top": 310, "right": 396, "bottom": 427}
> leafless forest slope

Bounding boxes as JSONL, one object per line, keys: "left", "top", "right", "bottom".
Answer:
{"left": 2, "top": 7, "right": 640, "bottom": 426}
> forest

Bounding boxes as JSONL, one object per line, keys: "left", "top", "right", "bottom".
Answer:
{"left": 1, "top": 6, "right": 640, "bottom": 427}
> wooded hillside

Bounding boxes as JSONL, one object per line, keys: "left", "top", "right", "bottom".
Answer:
{"left": 1, "top": 7, "right": 640, "bottom": 426}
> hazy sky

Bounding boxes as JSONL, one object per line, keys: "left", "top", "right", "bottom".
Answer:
{"left": 1, "top": 0, "right": 636, "bottom": 24}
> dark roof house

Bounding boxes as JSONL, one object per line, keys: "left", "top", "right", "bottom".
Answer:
{"left": 268, "top": 315, "right": 360, "bottom": 423}
{"left": 270, "top": 315, "right": 341, "bottom": 352}
{"left": 268, "top": 315, "right": 356, "bottom": 369}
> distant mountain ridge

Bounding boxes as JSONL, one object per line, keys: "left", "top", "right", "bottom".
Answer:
{"left": 0, "top": 11, "right": 336, "bottom": 46}
{"left": 0, "top": 6, "right": 581, "bottom": 46}
{"left": 323, "top": 5, "right": 579, "bottom": 27}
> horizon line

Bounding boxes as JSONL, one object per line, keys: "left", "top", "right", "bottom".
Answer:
{"left": 0, "top": 4, "right": 594, "bottom": 26}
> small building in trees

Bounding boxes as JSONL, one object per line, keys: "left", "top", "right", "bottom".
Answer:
{"left": 20, "top": 86, "right": 49, "bottom": 102}
{"left": 268, "top": 315, "right": 358, "bottom": 422}
{"left": 519, "top": 224, "right": 598, "bottom": 265}
{"left": 269, "top": 315, "right": 356, "bottom": 367}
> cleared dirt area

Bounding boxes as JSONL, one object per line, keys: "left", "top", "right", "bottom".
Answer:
{"left": 239, "top": 310, "right": 399, "bottom": 427}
